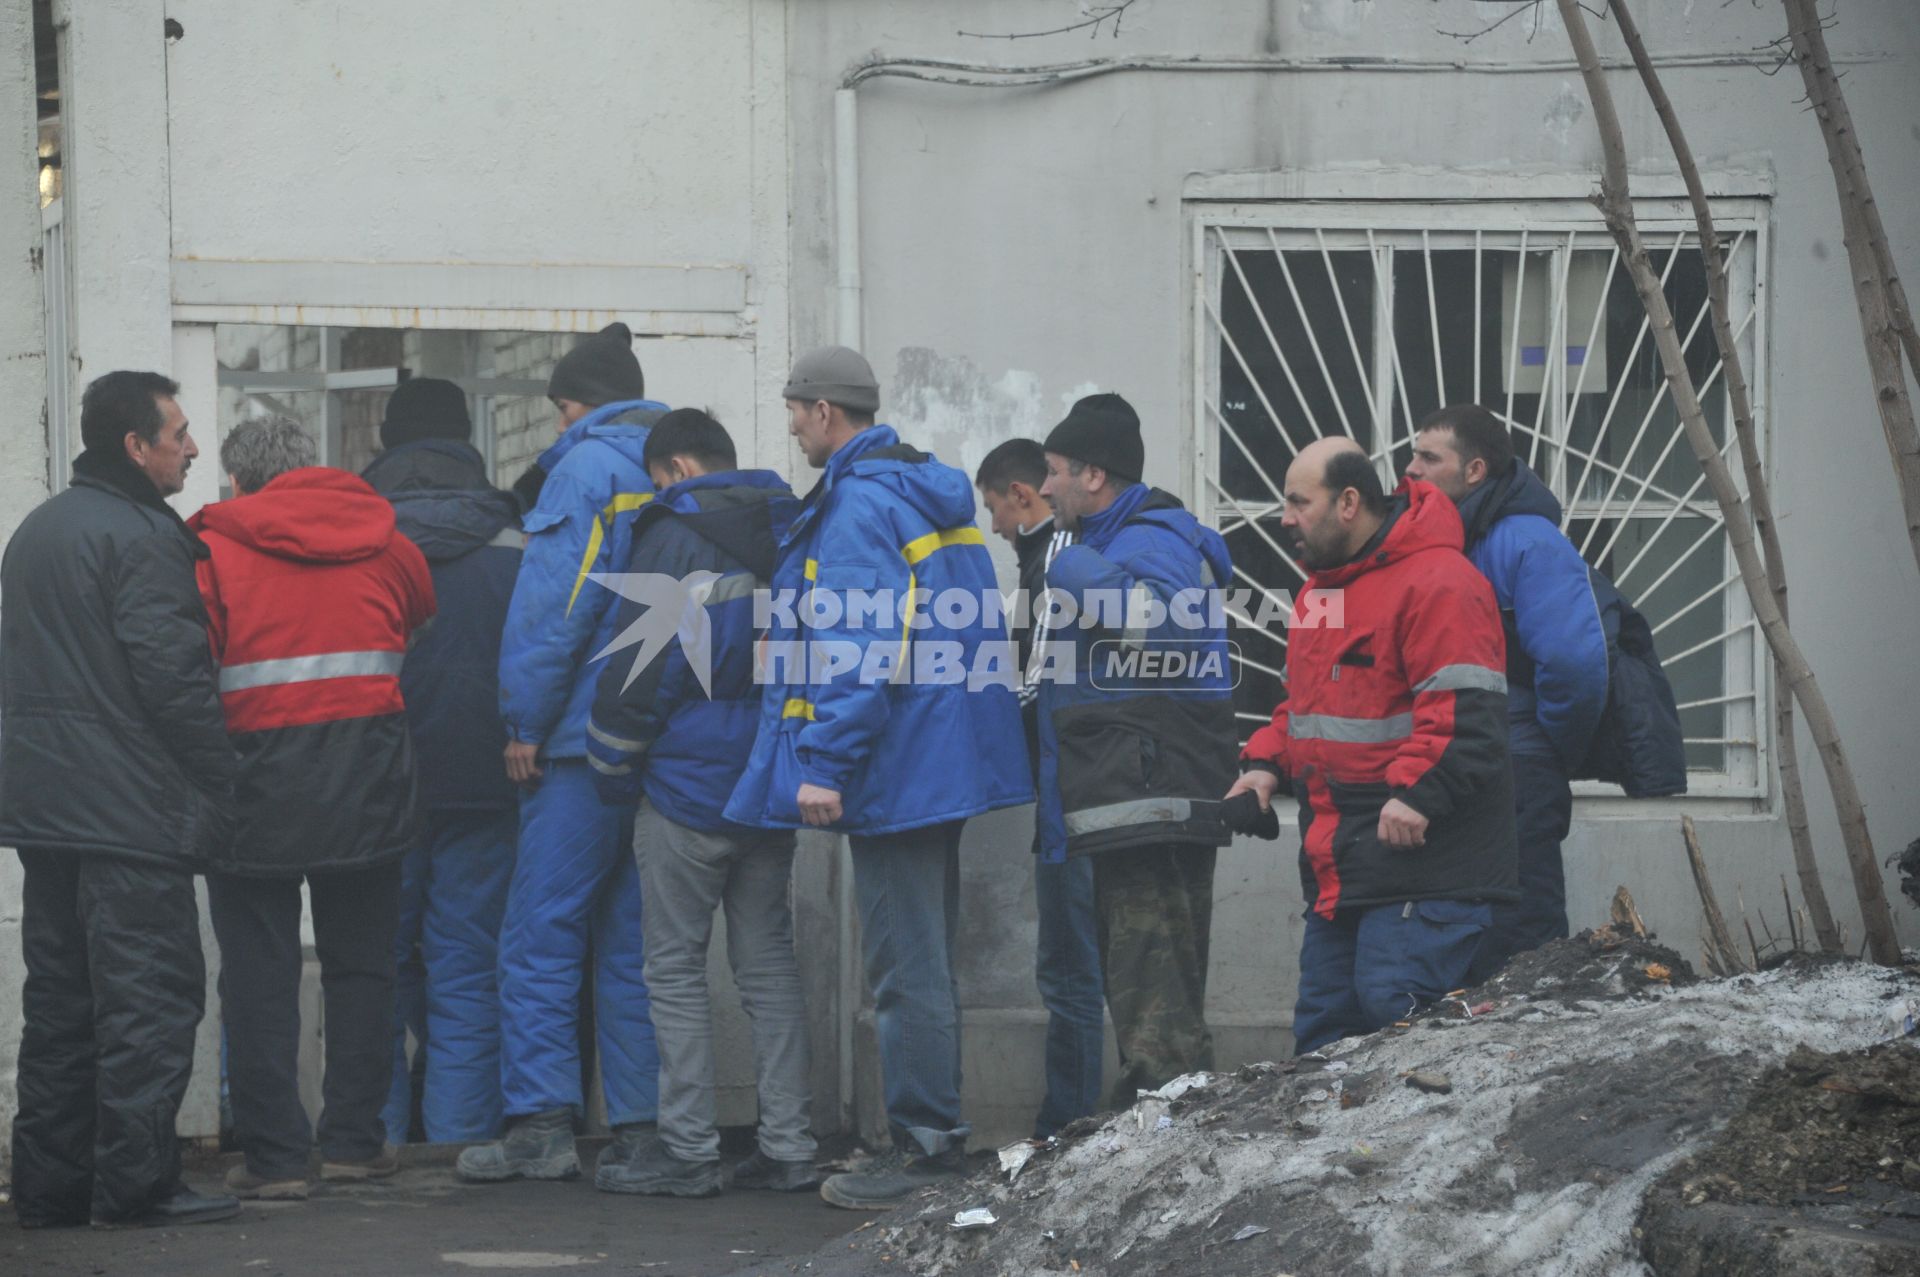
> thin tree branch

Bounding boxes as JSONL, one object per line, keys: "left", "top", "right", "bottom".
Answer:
{"left": 1608, "top": 0, "right": 1842, "bottom": 953}
{"left": 1556, "top": 0, "right": 1902, "bottom": 966}
{"left": 960, "top": 0, "right": 1140, "bottom": 42}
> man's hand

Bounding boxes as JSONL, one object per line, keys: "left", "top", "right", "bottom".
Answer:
{"left": 504, "top": 740, "right": 544, "bottom": 786}
{"left": 1377, "top": 797, "right": 1429, "bottom": 848}
{"left": 796, "top": 783, "right": 843, "bottom": 827}
{"left": 1224, "top": 769, "right": 1280, "bottom": 811}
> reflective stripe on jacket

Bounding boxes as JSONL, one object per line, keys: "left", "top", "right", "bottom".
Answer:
{"left": 1242, "top": 480, "right": 1518, "bottom": 918}
{"left": 190, "top": 467, "right": 436, "bottom": 875}
{"left": 723, "top": 426, "right": 1033, "bottom": 835}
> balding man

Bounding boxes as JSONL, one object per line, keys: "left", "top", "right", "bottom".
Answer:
{"left": 1226, "top": 439, "right": 1516, "bottom": 1054}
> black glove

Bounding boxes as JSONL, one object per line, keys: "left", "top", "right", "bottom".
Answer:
{"left": 1219, "top": 790, "right": 1280, "bottom": 840}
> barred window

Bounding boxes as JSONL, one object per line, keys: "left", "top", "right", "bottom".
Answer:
{"left": 1196, "top": 201, "right": 1767, "bottom": 796}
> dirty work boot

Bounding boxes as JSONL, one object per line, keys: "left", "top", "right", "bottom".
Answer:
{"left": 321, "top": 1145, "right": 401, "bottom": 1182}
{"left": 225, "top": 1163, "right": 309, "bottom": 1201}
{"left": 455, "top": 1108, "right": 580, "bottom": 1183}
{"left": 595, "top": 1134, "right": 721, "bottom": 1198}
{"left": 729, "top": 1148, "right": 825, "bottom": 1193}
{"left": 819, "top": 1145, "right": 966, "bottom": 1210}
{"left": 594, "top": 1121, "right": 658, "bottom": 1176}
{"left": 94, "top": 1186, "right": 243, "bottom": 1229}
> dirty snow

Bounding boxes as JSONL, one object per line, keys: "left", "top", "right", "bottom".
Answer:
{"left": 856, "top": 946, "right": 1920, "bottom": 1276}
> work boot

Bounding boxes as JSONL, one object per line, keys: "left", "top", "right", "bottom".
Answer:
{"left": 594, "top": 1121, "right": 658, "bottom": 1176}
{"left": 594, "top": 1134, "right": 721, "bottom": 1198}
{"left": 93, "top": 1186, "right": 242, "bottom": 1229}
{"left": 455, "top": 1108, "right": 580, "bottom": 1183}
{"left": 818, "top": 1145, "right": 966, "bottom": 1210}
{"left": 729, "top": 1148, "right": 825, "bottom": 1193}
{"left": 321, "top": 1145, "right": 401, "bottom": 1182}
{"left": 224, "top": 1163, "right": 309, "bottom": 1201}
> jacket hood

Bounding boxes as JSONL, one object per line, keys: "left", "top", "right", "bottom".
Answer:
{"left": 1457, "top": 459, "right": 1563, "bottom": 550}
{"left": 362, "top": 439, "right": 492, "bottom": 495}
{"left": 1310, "top": 479, "right": 1464, "bottom": 588}
{"left": 656, "top": 470, "right": 798, "bottom": 581}
{"left": 389, "top": 487, "right": 520, "bottom": 563}
{"left": 538, "top": 399, "right": 666, "bottom": 474}
{"left": 1085, "top": 484, "right": 1233, "bottom": 586}
{"left": 802, "top": 424, "right": 977, "bottom": 536}
{"left": 189, "top": 467, "right": 397, "bottom": 564}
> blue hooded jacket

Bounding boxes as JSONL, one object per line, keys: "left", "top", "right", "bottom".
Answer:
{"left": 1034, "top": 484, "right": 1239, "bottom": 863}
{"left": 363, "top": 440, "right": 523, "bottom": 812}
{"left": 723, "top": 426, "right": 1034, "bottom": 835}
{"left": 498, "top": 399, "right": 667, "bottom": 758}
{"left": 1456, "top": 460, "right": 1610, "bottom": 768}
{"left": 586, "top": 470, "right": 799, "bottom": 831}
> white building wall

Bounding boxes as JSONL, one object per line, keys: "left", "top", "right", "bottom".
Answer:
{"left": 787, "top": 0, "right": 1920, "bottom": 1141}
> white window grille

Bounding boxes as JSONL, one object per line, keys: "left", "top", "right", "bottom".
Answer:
{"left": 1193, "top": 199, "right": 1768, "bottom": 798}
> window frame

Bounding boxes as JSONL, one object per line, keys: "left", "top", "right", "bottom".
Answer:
{"left": 1188, "top": 193, "right": 1772, "bottom": 803}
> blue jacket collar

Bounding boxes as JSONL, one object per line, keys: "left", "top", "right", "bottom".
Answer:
{"left": 659, "top": 468, "right": 790, "bottom": 510}
{"left": 1076, "top": 481, "right": 1152, "bottom": 550}
{"left": 823, "top": 423, "right": 901, "bottom": 484}
{"left": 1457, "top": 459, "right": 1562, "bottom": 550}
{"left": 538, "top": 398, "right": 667, "bottom": 472}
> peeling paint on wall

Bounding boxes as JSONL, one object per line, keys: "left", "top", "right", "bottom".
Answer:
{"left": 889, "top": 346, "right": 1098, "bottom": 479}
{"left": 1543, "top": 82, "right": 1587, "bottom": 150}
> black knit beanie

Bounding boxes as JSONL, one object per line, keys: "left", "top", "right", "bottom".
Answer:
{"left": 546, "top": 322, "right": 647, "bottom": 407}
{"left": 380, "top": 377, "right": 472, "bottom": 448}
{"left": 1043, "top": 393, "right": 1144, "bottom": 484}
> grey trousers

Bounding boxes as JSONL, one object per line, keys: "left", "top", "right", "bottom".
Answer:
{"left": 634, "top": 802, "right": 814, "bottom": 1163}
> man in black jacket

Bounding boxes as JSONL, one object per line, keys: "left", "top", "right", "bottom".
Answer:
{"left": 363, "top": 380, "right": 524, "bottom": 1149}
{"left": 974, "top": 439, "right": 1103, "bottom": 1138}
{"left": 0, "top": 371, "right": 240, "bottom": 1228}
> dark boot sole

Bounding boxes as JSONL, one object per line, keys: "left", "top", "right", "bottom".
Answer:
{"left": 92, "top": 1201, "right": 243, "bottom": 1229}
{"left": 593, "top": 1169, "right": 721, "bottom": 1198}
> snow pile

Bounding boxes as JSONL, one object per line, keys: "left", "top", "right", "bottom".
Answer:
{"left": 854, "top": 938, "right": 1920, "bottom": 1276}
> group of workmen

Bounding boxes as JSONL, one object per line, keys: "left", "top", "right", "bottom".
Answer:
{"left": 3, "top": 322, "right": 1620, "bottom": 1228}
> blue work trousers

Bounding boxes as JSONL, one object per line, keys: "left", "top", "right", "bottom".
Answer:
{"left": 384, "top": 809, "right": 518, "bottom": 1143}
{"left": 497, "top": 761, "right": 658, "bottom": 1124}
{"left": 848, "top": 820, "right": 968, "bottom": 1155}
{"left": 1292, "top": 899, "right": 1490, "bottom": 1056}
{"left": 1032, "top": 851, "right": 1103, "bottom": 1137}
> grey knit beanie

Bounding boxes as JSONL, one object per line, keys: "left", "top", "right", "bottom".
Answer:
{"left": 782, "top": 345, "right": 880, "bottom": 415}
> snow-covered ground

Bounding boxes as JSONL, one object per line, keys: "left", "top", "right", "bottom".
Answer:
{"left": 853, "top": 938, "right": 1920, "bottom": 1276}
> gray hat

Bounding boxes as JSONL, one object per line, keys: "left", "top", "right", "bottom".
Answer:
{"left": 782, "top": 345, "right": 880, "bottom": 415}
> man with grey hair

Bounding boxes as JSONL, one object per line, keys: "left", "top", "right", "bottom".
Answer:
{"left": 188, "top": 417, "right": 436, "bottom": 1200}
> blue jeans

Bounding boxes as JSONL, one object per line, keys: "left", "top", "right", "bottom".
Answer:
{"left": 1293, "top": 900, "right": 1491, "bottom": 1056}
{"left": 848, "top": 820, "right": 968, "bottom": 1155}
{"left": 497, "top": 761, "right": 658, "bottom": 1124}
{"left": 384, "top": 809, "right": 518, "bottom": 1144}
{"left": 1469, "top": 753, "right": 1572, "bottom": 982}
{"left": 1033, "top": 853, "right": 1102, "bottom": 1137}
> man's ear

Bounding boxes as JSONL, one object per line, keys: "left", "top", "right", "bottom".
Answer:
{"left": 122, "top": 430, "right": 144, "bottom": 465}
{"left": 1466, "top": 456, "right": 1489, "bottom": 487}
{"left": 1007, "top": 479, "right": 1036, "bottom": 507}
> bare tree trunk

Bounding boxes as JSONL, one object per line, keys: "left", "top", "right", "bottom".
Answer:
{"left": 1554, "top": 0, "right": 1902, "bottom": 966}
{"left": 1782, "top": 0, "right": 1920, "bottom": 573}
{"left": 1609, "top": 0, "right": 1841, "bottom": 954}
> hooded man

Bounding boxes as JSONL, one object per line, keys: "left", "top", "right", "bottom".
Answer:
{"left": 1, "top": 371, "right": 240, "bottom": 1228}
{"left": 1404, "top": 405, "right": 1610, "bottom": 979}
{"left": 363, "top": 378, "right": 524, "bottom": 1148}
{"left": 1228, "top": 438, "right": 1516, "bottom": 1055}
{"left": 190, "top": 417, "right": 436, "bottom": 1200}
{"left": 586, "top": 409, "right": 814, "bottom": 1199}
{"left": 462, "top": 322, "right": 667, "bottom": 1184}
{"left": 1034, "top": 393, "right": 1238, "bottom": 1107}
{"left": 726, "top": 346, "right": 1032, "bottom": 1209}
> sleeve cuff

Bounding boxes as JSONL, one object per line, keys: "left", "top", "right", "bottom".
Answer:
{"left": 1240, "top": 759, "right": 1284, "bottom": 778}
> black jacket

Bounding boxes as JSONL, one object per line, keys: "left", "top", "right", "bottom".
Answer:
{"left": 0, "top": 452, "right": 237, "bottom": 870}
{"left": 365, "top": 441, "right": 524, "bottom": 813}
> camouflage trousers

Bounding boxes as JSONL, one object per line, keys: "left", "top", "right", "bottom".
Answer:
{"left": 1091, "top": 844, "right": 1216, "bottom": 1108}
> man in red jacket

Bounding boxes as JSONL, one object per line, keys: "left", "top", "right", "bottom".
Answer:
{"left": 188, "top": 417, "right": 436, "bottom": 1200}
{"left": 1225, "top": 437, "right": 1516, "bottom": 1055}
